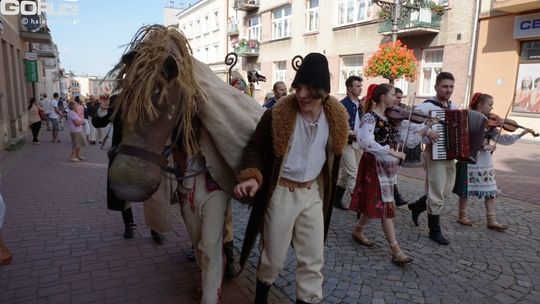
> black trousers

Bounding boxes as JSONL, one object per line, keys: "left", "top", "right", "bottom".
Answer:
{"left": 30, "top": 121, "right": 41, "bottom": 142}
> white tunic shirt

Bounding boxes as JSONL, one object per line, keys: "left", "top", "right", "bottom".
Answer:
{"left": 282, "top": 110, "right": 329, "bottom": 183}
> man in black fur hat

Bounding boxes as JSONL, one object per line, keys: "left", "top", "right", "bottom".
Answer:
{"left": 234, "top": 53, "right": 349, "bottom": 304}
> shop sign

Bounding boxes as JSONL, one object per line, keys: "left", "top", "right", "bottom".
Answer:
{"left": 24, "top": 59, "right": 38, "bottom": 82}
{"left": 514, "top": 13, "right": 540, "bottom": 39}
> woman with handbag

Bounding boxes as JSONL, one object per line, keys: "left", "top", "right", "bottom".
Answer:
{"left": 27, "top": 97, "right": 44, "bottom": 144}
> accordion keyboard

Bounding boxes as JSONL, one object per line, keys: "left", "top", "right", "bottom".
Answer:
{"left": 431, "top": 110, "right": 447, "bottom": 160}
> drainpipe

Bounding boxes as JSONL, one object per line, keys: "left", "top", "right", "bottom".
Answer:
{"left": 464, "top": 0, "right": 481, "bottom": 108}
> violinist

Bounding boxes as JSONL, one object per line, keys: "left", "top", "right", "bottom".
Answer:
{"left": 452, "top": 93, "right": 528, "bottom": 231}
{"left": 349, "top": 83, "right": 437, "bottom": 265}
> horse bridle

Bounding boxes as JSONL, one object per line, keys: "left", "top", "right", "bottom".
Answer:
{"left": 115, "top": 124, "right": 207, "bottom": 181}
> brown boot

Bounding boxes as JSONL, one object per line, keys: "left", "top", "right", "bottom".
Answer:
{"left": 352, "top": 223, "right": 373, "bottom": 246}
{"left": 457, "top": 209, "right": 472, "bottom": 226}
{"left": 486, "top": 213, "right": 508, "bottom": 231}
{"left": 390, "top": 244, "right": 412, "bottom": 265}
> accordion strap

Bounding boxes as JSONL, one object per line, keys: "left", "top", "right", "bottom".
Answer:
{"left": 424, "top": 99, "right": 451, "bottom": 109}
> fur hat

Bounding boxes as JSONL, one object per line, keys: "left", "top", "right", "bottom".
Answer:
{"left": 292, "top": 53, "right": 330, "bottom": 93}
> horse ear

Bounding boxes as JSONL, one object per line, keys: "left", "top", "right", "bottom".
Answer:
{"left": 121, "top": 51, "right": 137, "bottom": 66}
{"left": 162, "top": 55, "right": 179, "bottom": 81}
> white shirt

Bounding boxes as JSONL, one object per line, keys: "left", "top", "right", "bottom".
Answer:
{"left": 282, "top": 110, "right": 329, "bottom": 183}
{"left": 47, "top": 99, "right": 60, "bottom": 119}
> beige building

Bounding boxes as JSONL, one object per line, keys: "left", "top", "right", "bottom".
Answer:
{"left": 0, "top": 5, "right": 57, "bottom": 148}
{"left": 472, "top": 0, "right": 540, "bottom": 141}
{"left": 229, "top": 0, "right": 475, "bottom": 107}
{"left": 175, "top": 0, "right": 231, "bottom": 80}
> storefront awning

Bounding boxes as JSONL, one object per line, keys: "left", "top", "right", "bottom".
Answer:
{"left": 20, "top": 31, "right": 52, "bottom": 44}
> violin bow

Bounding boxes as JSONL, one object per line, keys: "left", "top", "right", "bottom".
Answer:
{"left": 399, "top": 92, "right": 416, "bottom": 153}
{"left": 493, "top": 93, "right": 515, "bottom": 149}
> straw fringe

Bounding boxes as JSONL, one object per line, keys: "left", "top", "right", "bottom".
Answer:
{"left": 107, "top": 25, "right": 205, "bottom": 156}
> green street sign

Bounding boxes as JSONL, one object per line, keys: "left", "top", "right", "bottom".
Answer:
{"left": 24, "top": 59, "right": 38, "bottom": 82}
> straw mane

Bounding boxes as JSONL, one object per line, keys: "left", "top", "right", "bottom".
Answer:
{"left": 108, "top": 25, "right": 204, "bottom": 155}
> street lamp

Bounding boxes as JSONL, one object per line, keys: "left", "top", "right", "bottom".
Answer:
{"left": 372, "top": 0, "right": 425, "bottom": 42}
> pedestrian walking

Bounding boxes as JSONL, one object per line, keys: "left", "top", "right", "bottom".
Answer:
{"left": 66, "top": 101, "right": 87, "bottom": 161}
{"left": 27, "top": 97, "right": 43, "bottom": 144}
{"left": 407, "top": 72, "right": 457, "bottom": 245}
{"left": 234, "top": 53, "right": 349, "bottom": 304}
{"left": 349, "top": 83, "right": 436, "bottom": 265}
{"left": 453, "top": 93, "right": 530, "bottom": 231}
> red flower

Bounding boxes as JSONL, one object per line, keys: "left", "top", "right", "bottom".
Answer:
{"left": 364, "top": 40, "right": 418, "bottom": 82}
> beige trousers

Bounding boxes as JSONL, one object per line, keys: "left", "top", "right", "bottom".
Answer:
{"left": 337, "top": 144, "right": 362, "bottom": 208}
{"left": 223, "top": 202, "right": 233, "bottom": 243}
{"left": 422, "top": 152, "right": 456, "bottom": 215}
{"left": 179, "top": 173, "right": 229, "bottom": 304}
{"left": 257, "top": 182, "right": 324, "bottom": 303}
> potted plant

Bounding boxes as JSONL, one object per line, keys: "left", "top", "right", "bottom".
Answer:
{"left": 364, "top": 40, "right": 418, "bottom": 84}
{"left": 378, "top": 10, "right": 391, "bottom": 20}
{"left": 427, "top": 1, "right": 445, "bottom": 16}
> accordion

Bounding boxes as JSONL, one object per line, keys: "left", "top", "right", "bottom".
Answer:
{"left": 431, "top": 109, "right": 486, "bottom": 163}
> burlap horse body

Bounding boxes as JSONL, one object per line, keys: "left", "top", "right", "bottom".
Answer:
{"left": 108, "top": 25, "right": 263, "bottom": 206}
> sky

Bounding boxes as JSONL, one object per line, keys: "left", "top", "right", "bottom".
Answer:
{"left": 46, "top": 0, "right": 198, "bottom": 76}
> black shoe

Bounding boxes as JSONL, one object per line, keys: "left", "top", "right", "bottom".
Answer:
{"left": 408, "top": 195, "right": 427, "bottom": 226}
{"left": 90, "top": 141, "right": 96, "bottom": 145}
{"left": 297, "top": 300, "right": 312, "bottom": 304}
{"left": 254, "top": 280, "right": 271, "bottom": 304}
{"left": 428, "top": 214, "right": 450, "bottom": 245}
{"left": 123, "top": 224, "right": 136, "bottom": 239}
{"left": 394, "top": 185, "right": 409, "bottom": 206}
{"left": 334, "top": 186, "right": 347, "bottom": 210}
{"left": 151, "top": 230, "right": 165, "bottom": 244}
{"left": 186, "top": 247, "right": 196, "bottom": 262}
{"left": 223, "top": 241, "right": 238, "bottom": 279}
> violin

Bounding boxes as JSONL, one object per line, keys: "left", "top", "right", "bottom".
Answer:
{"left": 385, "top": 106, "right": 438, "bottom": 124}
{"left": 486, "top": 113, "right": 539, "bottom": 137}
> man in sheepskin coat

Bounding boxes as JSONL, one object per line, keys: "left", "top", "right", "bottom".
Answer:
{"left": 234, "top": 53, "right": 349, "bottom": 304}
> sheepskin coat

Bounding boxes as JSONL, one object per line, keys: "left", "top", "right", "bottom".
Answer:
{"left": 237, "top": 93, "right": 349, "bottom": 270}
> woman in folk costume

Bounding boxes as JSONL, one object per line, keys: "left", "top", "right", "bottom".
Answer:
{"left": 349, "top": 83, "right": 438, "bottom": 265}
{"left": 453, "top": 93, "right": 530, "bottom": 231}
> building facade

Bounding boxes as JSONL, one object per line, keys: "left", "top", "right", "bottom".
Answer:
{"left": 472, "top": 0, "right": 540, "bottom": 141}
{"left": 227, "top": 0, "right": 474, "bottom": 106}
{"left": 0, "top": 3, "right": 57, "bottom": 148}
{"left": 175, "top": 0, "right": 230, "bottom": 80}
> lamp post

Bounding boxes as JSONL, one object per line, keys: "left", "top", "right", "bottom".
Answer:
{"left": 373, "top": 0, "right": 425, "bottom": 43}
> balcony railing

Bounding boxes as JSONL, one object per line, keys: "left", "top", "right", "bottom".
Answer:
{"left": 234, "top": 45, "right": 259, "bottom": 57}
{"left": 227, "top": 24, "right": 239, "bottom": 36}
{"left": 234, "top": 0, "right": 260, "bottom": 11}
{"left": 378, "top": 8, "right": 441, "bottom": 36}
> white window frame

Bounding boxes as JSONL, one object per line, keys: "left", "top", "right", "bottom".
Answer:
{"left": 338, "top": 54, "right": 363, "bottom": 94}
{"left": 213, "top": 44, "right": 219, "bottom": 63}
{"left": 306, "top": 0, "right": 319, "bottom": 32}
{"left": 336, "top": 0, "right": 372, "bottom": 27}
{"left": 394, "top": 78, "right": 409, "bottom": 97}
{"left": 273, "top": 60, "right": 288, "bottom": 84}
{"left": 203, "top": 16, "right": 209, "bottom": 34}
{"left": 419, "top": 48, "right": 444, "bottom": 97}
{"left": 196, "top": 20, "right": 201, "bottom": 36}
{"left": 248, "top": 15, "right": 261, "bottom": 41}
{"left": 213, "top": 11, "right": 220, "bottom": 31}
{"left": 272, "top": 5, "right": 292, "bottom": 40}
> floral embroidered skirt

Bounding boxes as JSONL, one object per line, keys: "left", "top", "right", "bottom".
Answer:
{"left": 349, "top": 152, "right": 396, "bottom": 219}
{"left": 453, "top": 154, "right": 498, "bottom": 199}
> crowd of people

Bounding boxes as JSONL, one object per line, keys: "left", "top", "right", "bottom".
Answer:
{"left": 1, "top": 52, "right": 533, "bottom": 304}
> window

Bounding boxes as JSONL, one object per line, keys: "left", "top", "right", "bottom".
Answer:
{"left": 394, "top": 78, "right": 409, "bottom": 96}
{"left": 272, "top": 5, "right": 292, "bottom": 39}
{"left": 514, "top": 40, "right": 540, "bottom": 114}
{"left": 337, "top": 0, "right": 372, "bottom": 26}
{"left": 273, "top": 61, "right": 287, "bottom": 83}
{"left": 248, "top": 15, "right": 261, "bottom": 41}
{"left": 306, "top": 0, "right": 319, "bottom": 32}
{"left": 339, "top": 54, "right": 363, "bottom": 93}
{"left": 188, "top": 23, "right": 193, "bottom": 38}
{"left": 419, "top": 48, "right": 444, "bottom": 96}
{"left": 214, "top": 11, "right": 219, "bottom": 30}
{"left": 204, "top": 47, "right": 209, "bottom": 62}
{"left": 213, "top": 44, "right": 219, "bottom": 62}
{"left": 196, "top": 20, "right": 201, "bottom": 36}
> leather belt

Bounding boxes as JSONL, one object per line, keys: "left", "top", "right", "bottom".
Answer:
{"left": 278, "top": 177, "right": 314, "bottom": 190}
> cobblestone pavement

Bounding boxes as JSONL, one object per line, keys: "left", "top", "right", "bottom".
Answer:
{"left": 0, "top": 130, "right": 282, "bottom": 304}
{"left": 232, "top": 174, "right": 540, "bottom": 304}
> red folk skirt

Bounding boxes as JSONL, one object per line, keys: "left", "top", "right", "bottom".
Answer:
{"left": 349, "top": 152, "right": 396, "bottom": 219}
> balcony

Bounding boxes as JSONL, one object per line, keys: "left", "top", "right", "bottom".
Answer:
{"left": 493, "top": 0, "right": 540, "bottom": 13}
{"left": 227, "top": 24, "right": 239, "bottom": 36}
{"left": 378, "top": 8, "right": 441, "bottom": 36}
{"left": 234, "top": 45, "right": 259, "bottom": 57}
{"left": 234, "top": 0, "right": 259, "bottom": 12}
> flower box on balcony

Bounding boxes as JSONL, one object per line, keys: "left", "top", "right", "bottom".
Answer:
{"left": 234, "top": 45, "right": 259, "bottom": 56}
